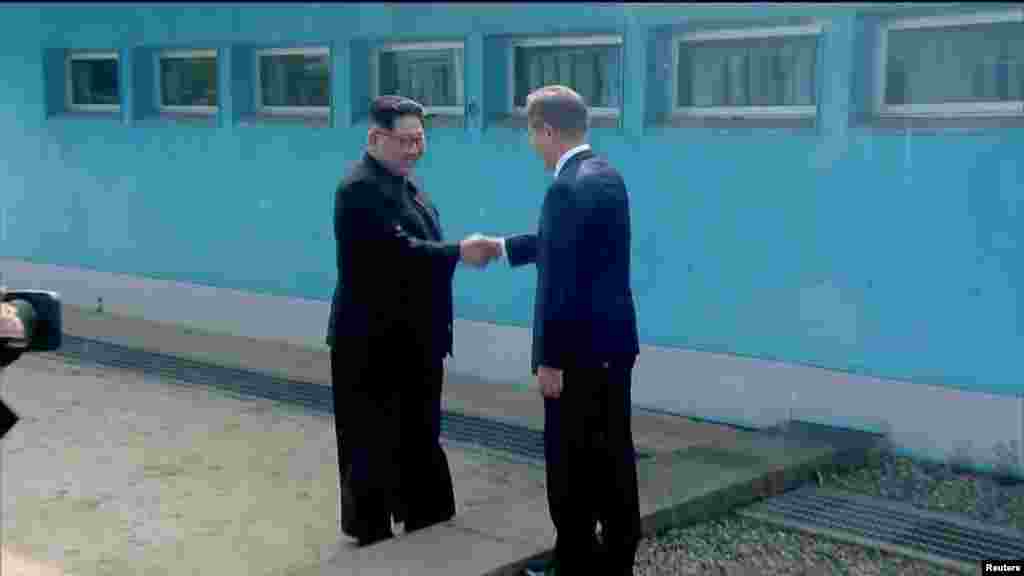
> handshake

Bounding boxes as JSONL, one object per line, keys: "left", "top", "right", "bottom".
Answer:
{"left": 458, "top": 234, "right": 503, "bottom": 268}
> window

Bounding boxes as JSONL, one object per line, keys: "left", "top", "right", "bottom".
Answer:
{"left": 877, "top": 10, "right": 1024, "bottom": 117}
{"left": 673, "top": 24, "right": 821, "bottom": 119}
{"left": 374, "top": 42, "right": 464, "bottom": 115}
{"left": 158, "top": 49, "right": 218, "bottom": 113}
{"left": 65, "top": 51, "right": 120, "bottom": 112}
{"left": 511, "top": 35, "right": 623, "bottom": 117}
{"left": 255, "top": 47, "right": 330, "bottom": 115}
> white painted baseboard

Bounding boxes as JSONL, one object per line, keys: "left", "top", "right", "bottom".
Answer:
{"left": 3, "top": 257, "right": 1020, "bottom": 476}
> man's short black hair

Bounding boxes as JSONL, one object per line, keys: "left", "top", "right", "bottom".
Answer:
{"left": 370, "top": 95, "right": 426, "bottom": 130}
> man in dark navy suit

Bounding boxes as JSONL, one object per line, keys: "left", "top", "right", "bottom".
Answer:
{"left": 482, "top": 85, "right": 642, "bottom": 575}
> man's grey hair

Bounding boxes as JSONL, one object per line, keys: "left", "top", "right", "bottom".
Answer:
{"left": 525, "top": 85, "right": 588, "bottom": 140}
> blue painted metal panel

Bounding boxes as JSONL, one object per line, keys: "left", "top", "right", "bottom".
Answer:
{"left": 0, "top": 3, "right": 1020, "bottom": 397}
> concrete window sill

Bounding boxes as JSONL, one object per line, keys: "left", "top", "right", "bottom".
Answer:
{"left": 656, "top": 115, "right": 817, "bottom": 133}
{"left": 152, "top": 112, "right": 218, "bottom": 127}
{"left": 239, "top": 113, "right": 331, "bottom": 128}
{"left": 51, "top": 111, "right": 122, "bottom": 121}
{"left": 423, "top": 114, "right": 466, "bottom": 130}
{"left": 488, "top": 114, "right": 621, "bottom": 130}
{"left": 858, "top": 115, "right": 1024, "bottom": 133}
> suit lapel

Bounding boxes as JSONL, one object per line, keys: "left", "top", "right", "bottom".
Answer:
{"left": 540, "top": 149, "right": 594, "bottom": 239}
{"left": 408, "top": 180, "right": 442, "bottom": 241}
{"left": 544, "top": 149, "right": 593, "bottom": 207}
{"left": 364, "top": 154, "right": 442, "bottom": 242}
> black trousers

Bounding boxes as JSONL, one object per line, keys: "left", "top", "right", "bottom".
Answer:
{"left": 331, "top": 344, "right": 455, "bottom": 543}
{"left": 543, "top": 359, "right": 641, "bottom": 575}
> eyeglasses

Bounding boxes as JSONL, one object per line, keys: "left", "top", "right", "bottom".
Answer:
{"left": 378, "top": 129, "right": 425, "bottom": 150}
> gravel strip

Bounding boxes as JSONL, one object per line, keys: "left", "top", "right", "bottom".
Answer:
{"left": 634, "top": 513, "right": 962, "bottom": 575}
{"left": 634, "top": 445, "right": 1024, "bottom": 575}
{"left": 820, "top": 449, "right": 1024, "bottom": 530}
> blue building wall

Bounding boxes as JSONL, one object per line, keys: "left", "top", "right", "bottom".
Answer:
{"left": 0, "top": 4, "right": 1020, "bottom": 396}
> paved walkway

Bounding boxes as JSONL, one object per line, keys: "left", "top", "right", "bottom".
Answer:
{"left": 0, "top": 305, "right": 880, "bottom": 575}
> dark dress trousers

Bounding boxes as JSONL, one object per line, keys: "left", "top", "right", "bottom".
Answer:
{"left": 505, "top": 149, "right": 642, "bottom": 574}
{"left": 327, "top": 152, "right": 458, "bottom": 543}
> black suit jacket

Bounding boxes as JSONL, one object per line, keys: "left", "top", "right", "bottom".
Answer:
{"left": 327, "top": 153, "right": 460, "bottom": 360}
{"left": 505, "top": 149, "right": 640, "bottom": 373}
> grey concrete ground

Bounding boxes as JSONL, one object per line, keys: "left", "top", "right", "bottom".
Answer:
{"left": 0, "top": 354, "right": 545, "bottom": 576}
{"left": 0, "top": 306, "right": 876, "bottom": 576}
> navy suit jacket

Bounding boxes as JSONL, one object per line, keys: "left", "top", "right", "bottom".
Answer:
{"left": 505, "top": 149, "right": 640, "bottom": 373}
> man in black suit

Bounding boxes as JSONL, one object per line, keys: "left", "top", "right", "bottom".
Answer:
{"left": 326, "top": 95, "right": 497, "bottom": 546}
{"left": 481, "top": 85, "right": 642, "bottom": 575}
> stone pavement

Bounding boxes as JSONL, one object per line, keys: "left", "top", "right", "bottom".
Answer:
{"left": 0, "top": 304, "right": 881, "bottom": 575}
{"left": 1, "top": 353, "right": 558, "bottom": 576}
{"left": 2, "top": 355, "right": 344, "bottom": 575}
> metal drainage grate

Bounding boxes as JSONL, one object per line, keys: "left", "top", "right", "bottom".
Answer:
{"left": 52, "top": 335, "right": 651, "bottom": 462}
{"left": 441, "top": 411, "right": 546, "bottom": 460}
{"left": 55, "top": 335, "right": 334, "bottom": 411}
{"left": 740, "top": 485, "right": 1024, "bottom": 566}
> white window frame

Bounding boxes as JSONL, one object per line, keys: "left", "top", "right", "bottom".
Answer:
{"left": 672, "top": 23, "right": 823, "bottom": 119}
{"left": 254, "top": 46, "right": 331, "bottom": 117}
{"left": 157, "top": 48, "right": 219, "bottom": 115}
{"left": 371, "top": 41, "right": 465, "bottom": 117}
{"left": 65, "top": 51, "right": 121, "bottom": 113}
{"left": 876, "top": 9, "right": 1024, "bottom": 118}
{"left": 508, "top": 35, "right": 624, "bottom": 119}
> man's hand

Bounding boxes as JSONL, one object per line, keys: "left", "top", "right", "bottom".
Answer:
{"left": 537, "top": 365, "right": 563, "bottom": 399}
{"left": 459, "top": 234, "right": 503, "bottom": 268}
{"left": 0, "top": 288, "right": 27, "bottom": 348}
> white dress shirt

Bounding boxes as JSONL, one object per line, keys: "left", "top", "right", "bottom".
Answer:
{"left": 498, "top": 144, "right": 591, "bottom": 259}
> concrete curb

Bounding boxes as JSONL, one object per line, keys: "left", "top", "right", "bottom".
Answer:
{"left": 641, "top": 438, "right": 883, "bottom": 536}
{"left": 484, "top": 435, "right": 884, "bottom": 576}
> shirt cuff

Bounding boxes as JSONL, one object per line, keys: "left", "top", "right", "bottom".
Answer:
{"left": 499, "top": 237, "right": 508, "bottom": 261}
